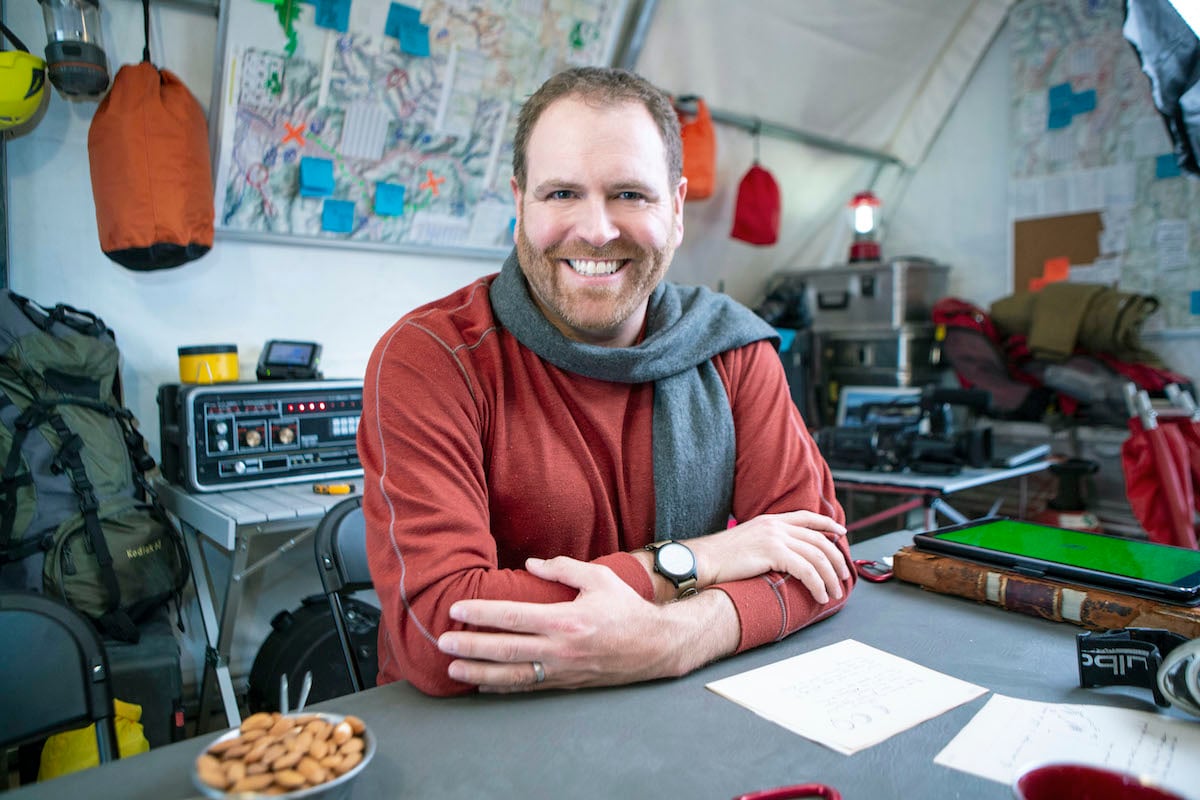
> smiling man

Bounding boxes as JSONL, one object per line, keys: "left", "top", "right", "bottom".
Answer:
{"left": 359, "top": 67, "right": 854, "bottom": 697}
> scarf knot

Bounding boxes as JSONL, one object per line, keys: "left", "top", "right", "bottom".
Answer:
{"left": 490, "top": 250, "right": 778, "bottom": 539}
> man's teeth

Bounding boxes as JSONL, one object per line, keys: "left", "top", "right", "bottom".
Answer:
{"left": 567, "top": 259, "right": 621, "bottom": 276}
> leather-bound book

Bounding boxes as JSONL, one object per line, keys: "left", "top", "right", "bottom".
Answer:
{"left": 891, "top": 546, "right": 1200, "bottom": 638}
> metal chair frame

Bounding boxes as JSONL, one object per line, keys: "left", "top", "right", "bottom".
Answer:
{"left": 0, "top": 591, "right": 120, "bottom": 770}
{"left": 313, "top": 495, "right": 373, "bottom": 693}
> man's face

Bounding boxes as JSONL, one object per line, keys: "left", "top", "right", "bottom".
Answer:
{"left": 512, "top": 95, "right": 686, "bottom": 347}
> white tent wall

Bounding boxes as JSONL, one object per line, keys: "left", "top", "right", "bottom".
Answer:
{"left": 633, "top": 0, "right": 1015, "bottom": 307}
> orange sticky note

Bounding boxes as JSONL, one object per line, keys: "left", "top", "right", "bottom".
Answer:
{"left": 1043, "top": 256, "right": 1070, "bottom": 282}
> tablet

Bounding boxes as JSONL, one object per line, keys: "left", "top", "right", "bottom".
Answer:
{"left": 912, "top": 517, "right": 1200, "bottom": 606}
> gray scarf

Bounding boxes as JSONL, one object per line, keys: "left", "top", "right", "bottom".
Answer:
{"left": 489, "top": 250, "right": 778, "bottom": 540}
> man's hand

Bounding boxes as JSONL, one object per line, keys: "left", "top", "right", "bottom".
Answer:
{"left": 436, "top": 556, "right": 738, "bottom": 693}
{"left": 688, "top": 510, "right": 851, "bottom": 603}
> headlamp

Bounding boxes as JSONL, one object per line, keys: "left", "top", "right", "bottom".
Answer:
{"left": 1077, "top": 628, "right": 1200, "bottom": 717}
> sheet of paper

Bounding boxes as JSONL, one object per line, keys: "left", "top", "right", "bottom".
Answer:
{"left": 935, "top": 694, "right": 1200, "bottom": 796}
{"left": 706, "top": 639, "right": 987, "bottom": 755}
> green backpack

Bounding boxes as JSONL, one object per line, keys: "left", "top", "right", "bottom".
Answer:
{"left": 0, "top": 290, "right": 188, "bottom": 642}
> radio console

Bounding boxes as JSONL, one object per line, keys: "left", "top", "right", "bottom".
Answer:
{"left": 158, "top": 380, "right": 363, "bottom": 492}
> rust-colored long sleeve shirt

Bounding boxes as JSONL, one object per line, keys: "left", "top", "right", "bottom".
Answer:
{"left": 359, "top": 276, "right": 852, "bottom": 696}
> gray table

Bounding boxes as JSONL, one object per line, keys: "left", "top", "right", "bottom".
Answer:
{"left": 833, "top": 460, "right": 1051, "bottom": 533}
{"left": 11, "top": 528, "right": 1186, "bottom": 799}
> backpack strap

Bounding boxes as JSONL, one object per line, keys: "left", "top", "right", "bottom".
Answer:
{"left": 0, "top": 404, "right": 52, "bottom": 560}
{"left": 45, "top": 409, "right": 140, "bottom": 642}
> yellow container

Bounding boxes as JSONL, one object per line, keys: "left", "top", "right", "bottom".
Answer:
{"left": 178, "top": 344, "right": 239, "bottom": 384}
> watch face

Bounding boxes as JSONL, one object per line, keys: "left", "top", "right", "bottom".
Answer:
{"left": 658, "top": 542, "right": 696, "bottom": 577}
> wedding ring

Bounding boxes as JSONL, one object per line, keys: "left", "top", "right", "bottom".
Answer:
{"left": 532, "top": 660, "right": 546, "bottom": 684}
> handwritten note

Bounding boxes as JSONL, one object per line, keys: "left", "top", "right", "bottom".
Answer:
{"left": 706, "top": 639, "right": 987, "bottom": 755}
{"left": 935, "top": 694, "right": 1200, "bottom": 795}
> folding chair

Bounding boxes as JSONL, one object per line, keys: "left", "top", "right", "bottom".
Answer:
{"left": 0, "top": 591, "right": 120, "bottom": 774}
{"left": 313, "top": 495, "right": 374, "bottom": 693}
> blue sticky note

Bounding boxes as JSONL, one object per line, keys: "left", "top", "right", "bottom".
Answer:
{"left": 314, "top": 0, "right": 351, "bottom": 32}
{"left": 299, "top": 157, "right": 335, "bottom": 197}
{"left": 1070, "top": 89, "right": 1096, "bottom": 114}
{"left": 1191, "top": 290, "right": 1200, "bottom": 315}
{"left": 1047, "top": 108, "right": 1073, "bottom": 130}
{"left": 773, "top": 327, "right": 797, "bottom": 352}
{"left": 322, "top": 199, "right": 356, "bottom": 233}
{"left": 399, "top": 22, "right": 430, "bottom": 56}
{"left": 385, "top": 3, "right": 421, "bottom": 39}
{"left": 1156, "top": 153, "right": 1182, "bottom": 178}
{"left": 375, "top": 182, "right": 406, "bottom": 216}
{"left": 1048, "top": 82, "right": 1073, "bottom": 111}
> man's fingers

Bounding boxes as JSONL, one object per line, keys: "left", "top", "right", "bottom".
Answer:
{"left": 799, "top": 529, "right": 852, "bottom": 579}
{"left": 784, "top": 540, "right": 845, "bottom": 602}
{"left": 773, "top": 509, "right": 847, "bottom": 536}
{"left": 524, "top": 555, "right": 614, "bottom": 590}
{"left": 438, "top": 628, "right": 542, "bottom": 661}
{"left": 448, "top": 596, "right": 559, "bottom": 633}
{"left": 446, "top": 657, "right": 547, "bottom": 692}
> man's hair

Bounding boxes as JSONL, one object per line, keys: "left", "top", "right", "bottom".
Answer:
{"left": 512, "top": 66, "right": 683, "bottom": 191}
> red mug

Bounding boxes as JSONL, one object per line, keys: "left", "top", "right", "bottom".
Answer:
{"left": 1013, "top": 763, "right": 1185, "bottom": 800}
{"left": 733, "top": 785, "right": 841, "bottom": 800}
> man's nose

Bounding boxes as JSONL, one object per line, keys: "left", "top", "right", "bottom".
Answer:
{"left": 574, "top": 198, "right": 620, "bottom": 246}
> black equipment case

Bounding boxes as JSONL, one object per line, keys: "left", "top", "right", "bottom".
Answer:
{"left": 247, "top": 594, "right": 380, "bottom": 712}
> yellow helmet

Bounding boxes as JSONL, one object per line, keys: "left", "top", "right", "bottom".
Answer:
{"left": 0, "top": 24, "right": 47, "bottom": 131}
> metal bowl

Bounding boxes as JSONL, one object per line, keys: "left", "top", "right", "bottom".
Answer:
{"left": 191, "top": 711, "right": 375, "bottom": 800}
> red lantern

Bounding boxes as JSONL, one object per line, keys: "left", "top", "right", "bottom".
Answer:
{"left": 847, "top": 191, "right": 882, "bottom": 263}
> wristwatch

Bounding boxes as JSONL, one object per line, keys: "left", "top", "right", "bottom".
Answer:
{"left": 645, "top": 540, "right": 699, "bottom": 600}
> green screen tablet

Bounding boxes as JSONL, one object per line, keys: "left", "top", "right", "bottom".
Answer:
{"left": 912, "top": 517, "right": 1200, "bottom": 606}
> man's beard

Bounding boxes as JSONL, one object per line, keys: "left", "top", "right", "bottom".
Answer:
{"left": 515, "top": 222, "right": 673, "bottom": 342}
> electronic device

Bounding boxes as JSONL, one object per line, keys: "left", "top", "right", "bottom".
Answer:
{"left": 257, "top": 340, "right": 323, "bottom": 381}
{"left": 818, "top": 386, "right": 992, "bottom": 474}
{"left": 835, "top": 385, "right": 921, "bottom": 427}
{"left": 158, "top": 380, "right": 362, "bottom": 492}
{"left": 913, "top": 517, "right": 1200, "bottom": 606}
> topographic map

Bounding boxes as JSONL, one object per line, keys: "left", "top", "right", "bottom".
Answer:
{"left": 213, "top": 0, "right": 629, "bottom": 255}
{"left": 1008, "top": 0, "right": 1199, "bottom": 330}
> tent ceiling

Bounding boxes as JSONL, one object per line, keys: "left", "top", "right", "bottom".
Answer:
{"left": 631, "top": 0, "right": 1014, "bottom": 167}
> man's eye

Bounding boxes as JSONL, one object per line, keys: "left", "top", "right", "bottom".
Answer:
{"left": 547, "top": 190, "right": 575, "bottom": 200}
{"left": 616, "top": 191, "right": 645, "bottom": 201}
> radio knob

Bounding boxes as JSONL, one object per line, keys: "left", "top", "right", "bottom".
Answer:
{"left": 233, "top": 461, "right": 246, "bottom": 474}
{"left": 215, "top": 421, "right": 228, "bottom": 435}
{"left": 216, "top": 439, "right": 229, "bottom": 452}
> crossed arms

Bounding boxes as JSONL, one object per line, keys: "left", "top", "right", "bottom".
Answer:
{"left": 360, "top": 320, "right": 853, "bottom": 696}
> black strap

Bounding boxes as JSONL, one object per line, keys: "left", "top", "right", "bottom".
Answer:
{"left": 0, "top": 404, "right": 49, "bottom": 547}
{"left": 1077, "top": 628, "right": 1188, "bottom": 707}
{"left": 45, "top": 412, "right": 122, "bottom": 612}
{"left": 142, "top": 0, "right": 151, "bottom": 62}
{"left": 0, "top": 21, "right": 31, "bottom": 53}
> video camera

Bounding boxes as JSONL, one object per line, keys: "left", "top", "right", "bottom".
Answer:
{"left": 816, "top": 386, "right": 993, "bottom": 475}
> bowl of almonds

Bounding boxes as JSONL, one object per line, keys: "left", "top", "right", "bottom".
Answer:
{"left": 192, "top": 711, "right": 374, "bottom": 799}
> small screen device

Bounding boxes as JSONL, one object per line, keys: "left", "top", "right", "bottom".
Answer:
{"left": 257, "top": 340, "right": 323, "bottom": 381}
{"left": 912, "top": 517, "right": 1200, "bottom": 606}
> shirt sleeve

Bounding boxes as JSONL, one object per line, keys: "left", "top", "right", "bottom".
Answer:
{"left": 713, "top": 339, "right": 856, "bottom": 652}
{"left": 358, "top": 319, "right": 653, "bottom": 697}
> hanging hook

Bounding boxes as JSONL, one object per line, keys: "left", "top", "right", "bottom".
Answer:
{"left": 752, "top": 118, "right": 762, "bottom": 163}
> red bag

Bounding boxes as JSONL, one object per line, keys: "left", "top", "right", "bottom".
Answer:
{"left": 729, "top": 163, "right": 780, "bottom": 245}
{"left": 87, "top": 11, "right": 213, "bottom": 272}
{"left": 676, "top": 97, "right": 715, "bottom": 200}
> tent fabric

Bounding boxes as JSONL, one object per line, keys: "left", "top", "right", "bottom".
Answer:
{"left": 632, "top": 0, "right": 1014, "bottom": 296}
{"left": 635, "top": 0, "right": 1013, "bottom": 168}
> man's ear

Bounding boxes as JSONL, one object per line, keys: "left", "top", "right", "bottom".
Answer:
{"left": 510, "top": 176, "right": 523, "bottom": 245}
{"left": 673, "top": 177, "right": 688, "bottom": 246}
